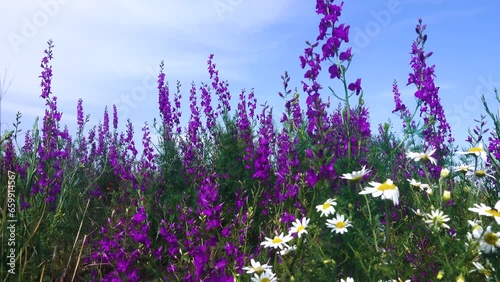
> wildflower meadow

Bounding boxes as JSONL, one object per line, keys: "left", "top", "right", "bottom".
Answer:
{"left": 1, "top": 1, "right": 500, "bottom": 281}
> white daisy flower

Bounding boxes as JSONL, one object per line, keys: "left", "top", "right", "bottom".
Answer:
{"left": 407, "top": 179, "right": 430, "bottom": 191}
{"left": 260, "top": 232, "right": 293, "bottom": 250}
{"left": 407, "top": 178, "right": 421, "bottom": 187}
{"left": 479, "top": 226, "right": 500, "bottom": 253}
{"left": 412, "top": 208, "right": 424, "bottom": 217}
{"left": 289, "top": 217, "right": 310, "bottom": 238}
{"left": 423, "top": 186, "right": 433, "bottom": 195}
{"left": 251, "top": 269, "right": 278, "bottom": 282}
{"left": 341, "top": 166, "right": 371, "bottom": 181}
{"left": 470, "top": 261, "right": 492, "bottom": 279}
{"left": 279, "top": 245, "right": 297, "bottom": 256}
{"left": 406, "top": 147, "right": 437, "bottom": 165}
{"left": 316, "top": 198, "right": 337, "bottom": 217}
{"left": 468, "top": 201, "right": 500, "bottom": 224}
{"left": 468, "top": 219, "right": 482, "bottom": 229}
{"left": 466, "top": 220, "right": 483, "bottom": 242}
{"left": 424, "top": 209, "right": 450, "bottom": 230}
{"left": 326, "top": 214, "right": 352, "bottom": 234}
{"left": 242, "top": 259, "right": 272, "bottom": 275}
{"left": 457, "top": 143, "right": 487, "bottom": 162}
{"left": 341, "top": 278, "right": 354, "bottom": 282}
{"left": 454, "top": 164, "right": 473, "bottom": 174}
{"left": 466, "top": 168, "right": 496, "bottom": 181}
{"left": 359, "top": 179, "right": 399, "bottom": 205}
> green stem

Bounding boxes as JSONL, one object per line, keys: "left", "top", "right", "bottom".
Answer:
{"left": 362, "top": 190, "right": 378, "bottom": 253}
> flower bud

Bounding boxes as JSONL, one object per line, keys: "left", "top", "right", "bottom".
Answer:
{"left": 323, "top": 259, "right": 335, "bottom": 265}
{"left": 440, "top": 168, "right": 450, "bottom": 179}
{"left": 442, "top": 190, "right": 451, "bottom": 201}
{"left": 383, "top": 122, "right": 390, "bottom": 132}
{"left": 437, "top": 270, "right": 445, "bottom": 280}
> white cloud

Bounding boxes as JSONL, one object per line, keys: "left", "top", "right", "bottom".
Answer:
{"left": 0, "top": 0, "right": 302, "bottom": 139}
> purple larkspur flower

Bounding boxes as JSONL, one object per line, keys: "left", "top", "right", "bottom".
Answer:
{"left": 406, "top": 19, "right": 454, "bottom": 176}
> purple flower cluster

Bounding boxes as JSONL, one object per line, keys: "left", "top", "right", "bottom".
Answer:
{"left": 279, "top": 71, "right": 302, "bottom": 129}
{"left": 298, "top": 1, "right": 370, "bottom": 194}
{"left": 32, "top": 40, "right": 71, "bottom": 207}
{"left": 237, "top": 89, "right": 256, "bottom": 170}
{"left": 75, "top": 99, "right": 89, "bottom": 164}
{"left": 253, "top": 105, "right": 274, "bottom": 183}
{"left": 208, "top": 54, "right": 231, "bottom": 115}
{"left": 158, "top": 61, "right": 174, "bottom": 141}
{"left": 407, "top": 19, "right": 454, "bottom": 167}
{"left": 274, "top": 130, "right": 301, "bottom": 204}
{"left": 197, "top": 174, "right": 222, "bottom": 231}
{"left": 157, "top": 62, "right": 182, "bottom": 140}
{"left": 138, "top": 124, "right": 157, "bottom": 192}
{"left": 392, "top": 81, "right": 415, "bottom": 131}
{"left": 1, "top": 138, "right": 16, "bottom": 172}
{"left": 275, "top": 74, "right": 303, "bottom": 208}
{"left": 183, "top": 82, "right": 204, "bottom": 177}
{"left": 90, "top": 205, "right": 151, "bottom": 282}
{"left": 300, "top": 39, "right": 325, "bottom": 138}
{"left": 346, "top": 105, "right": 371, "bottom": 158}
{"left": 489, "top": 137, "right": 500, "bottom": 160}
{"left": 200, "top": 84, "right": 216, "bottom": 131}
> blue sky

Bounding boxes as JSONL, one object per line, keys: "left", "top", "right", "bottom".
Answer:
{"left": 1, "top": 0, "right": 499, "bottom": 149}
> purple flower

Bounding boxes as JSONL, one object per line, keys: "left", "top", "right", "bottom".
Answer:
{"left": 328, "top": 64, "right": 341, "bottom": 79}
{"left": 339, "top": 47, "right": 352, "bottom": 61}
{"left": 306, "top": 169, "right": 319, "bottom": 188}
{"left": 133, "top": 206, "right": 147, "bottom": 223}
{"left": 348, "top": 78, "right": 362, "bottom": 95}
{"left": 192, "top": 245, "right": 208, "bottom": 279}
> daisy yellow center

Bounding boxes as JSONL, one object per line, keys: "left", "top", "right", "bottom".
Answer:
{"left": 475, "top": 170, "right": 486, "bottom": 177}
{"left": 484, "top": 232, "right": 498, "bottom": 245}
{"left": 253, "top": 266, "right": 263, "bottom": 272}
{"left": 480, "top": 268, "right": 492, "bottom": 277}
{"left": 335, "top": 221, "right": 346, "bottom": 228}
{"left": 297, "top": 225, "right": 305, "bottom": 232}
{"left": 378, "top": 182, "right": 396, "bottom": 191}
{"left": 486, "top": 209, "right": 500, "bottom": 217}
{"left": 352, "top": 175, "right": 362, "bottom": 181}
{"left": 469, "top": 147, "right": 484, "bottom": 153}
{"left": 434, "top": 216, "right": 444, "bottom": 225}
{"left": 420, "top": 155, "right": 429, "bottom": 161}
{"left": 271, "top": 237, "right": 283, "bottom": 244}
{"left": 322, "top": 202, "right": 331, "bottom": 210}
{"left": 261, "top": 278, "right": 271, "bottom": 282}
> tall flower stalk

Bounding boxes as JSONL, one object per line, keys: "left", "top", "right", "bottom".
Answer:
{"left": 407, "top": 19, "right": 454, "bottom": 175}
{"left": 33, "top": 40, "right": 71, "bottom": 207}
